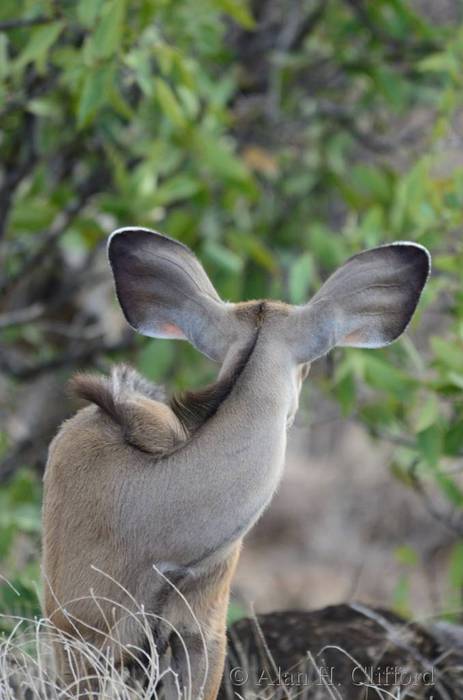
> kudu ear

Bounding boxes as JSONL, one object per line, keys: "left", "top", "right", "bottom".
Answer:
{"left": 108, "top": 227, "right": 238, "bottom": 361}
{"left": 290, "top": 242, "right": 431, "bottom": 363}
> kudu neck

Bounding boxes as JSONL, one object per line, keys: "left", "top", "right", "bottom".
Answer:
{"left": 162, "top": 329, "right": 293, "bottom": 565}
{"left": 221, "top": 329, "right": 294, "bottom": 414}
{"left": 171, "top": 328, "right": 293, "bottom": 438}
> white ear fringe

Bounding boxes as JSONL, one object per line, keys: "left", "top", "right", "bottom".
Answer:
{"left": 390, "top": 240, "right": 432, "bottom": 278}
{"left": 107, "top": 226, "right": 159, "bottom": 260}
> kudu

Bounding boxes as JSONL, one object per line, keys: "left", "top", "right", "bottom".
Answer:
{"left": 42, "top": 228, "right": 430, "bottom": 699}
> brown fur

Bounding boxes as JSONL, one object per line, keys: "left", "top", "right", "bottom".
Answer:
{"left": 44, "top": 353, "right": 257, "bottom": 698}
{"left": 70, "top": 365, "right": 185, "bottom": 454}
{"left": 172, "top": 543, "right": 242, "bottom": 700}
{"left": 170, "top": 329, "right": 259, "bottom": 435}
{"left": 170, "top": 301, "right": 291, "bottom": 435}
{"left": 43, "top": 232, "right": 430, "bottom": 700}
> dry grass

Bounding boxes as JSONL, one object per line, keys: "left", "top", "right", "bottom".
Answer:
{"left": 1, "top": 572, "right": 461, "bottom": 700}
{"left": 0, "top": 612, "right": 456, "bottom": 700}
{"left": 0, "top": 605, "right": 180, "bottom": 699}
{"left": 0, "top": 566, "right": 210, "bottom": 700}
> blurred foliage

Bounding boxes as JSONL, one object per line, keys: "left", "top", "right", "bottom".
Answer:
{"left": 0, "top": 470, "right": 41, "bottom": 630}
{"left": 2, "top": 0, "right": 463, "bottom": 621}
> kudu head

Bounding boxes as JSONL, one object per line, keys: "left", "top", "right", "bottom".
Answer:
{"left": 108, "top": 227, "right": 430, "bottom": 427}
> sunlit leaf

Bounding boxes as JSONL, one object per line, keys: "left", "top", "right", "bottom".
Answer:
{"left": 90, "top": 0, "right": 126, "bottom": 59}
{"left": 215, "top": 0, "right": 255, "bottom": 29}
{"left": 137, "top": 340, "right": 175, "bottom": 382}
{"left": 77, "top": 62, "right": 115, "bottom": 126}
{"left": 0, "top": 33, "right": 9, "bottom": 80}
{"left": 289, "top": 253, "right": 313, "bottom": 304}
{"left": 417, "top": 424, "right": 442, "bottom": 468}
{"left": 155, "top": 77, "right": 186, "bottom": 127}
{"left": 16, "top": 21, "right": 64, "bottom": 71}
{"left": 396, "top": 545, "right": 418, "bottom": 567}
{"left": 78, "top": 0, "right": 106, "bottom": 27}
{"left": 204, "top": 240, "right": 243, "bottom": 274}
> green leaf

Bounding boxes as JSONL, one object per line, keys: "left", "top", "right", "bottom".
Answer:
{"left": 177, "top": 85, "right": 200, "bottom": 119}
{"left": 450, "top": 542, "right": 463, "bottom": 593}
{"left": 90, "top": 0, "right": 126, "bottom": 59}
{"left": 227, "top": 601, "right": 246, "bottom": 624}
{"left": 0, "top": 577, "right": 41, "bottom": 629}
{"left": 125, "top": 47, "right": 154, "bottom": 96}
{"left": 443, "top": 420, "right": 463, "bottom": 456}
{"left": 395, "top": 545, "right": 418, "bottom": 567}
{"left": 78, "top": 0, "right": 106, "bottom": 27}
{"left": 0, "top": 432, "right": 8, "bottom": 459}
{"left": 391, "top": 461, "right": 414, "bottom": 487}
{"left": 392, "top": 573, "right": 411, "bottom": 618}
{"left": 436, "top": 473, "right": 463, "bottom": 508}
{"left": 288, "top": 253, "right": 313, "bottom": 304}
{"left": 8, "top": 472, "right": 39, "bottom": 505}
{"left": 416, "top": 424, "right": 442, "bottom": 468}
{"left": 155, "top": 77, "right": 186, "bottom": 128}
{"left": 216, "top": 0, "right": 255, "bottom": 29}
{"left": 419, "top": 52, "right": 459, "bottom": 74}
{"left": 137, "top": 340, "right": 175, "bottom": 382}
{"left": 445, "top": 371, "right": 463, "bottom": 390}
{"left": 229, "top": 233, "right": 277, "bottom": 273}
{"left": 308, "top": 225, "right": 345, "bottom": 269}
{"left": 154, "top": 174, "right": 200, "bottom": 206}
{"left": 77, "top": 62, "right": 114, "bottom": 126}
{"left": 27, "top": 97, "right": 60, "bottom": 117}
{"left": 10, "top": 199, "right": 57, "bottom": 232}
{"left": 349, "top": 165, "right": 391, "bottom": 204}
{"left": 193, "top": 132, "right": 250, "bottom": 183}
{"left": 0, "top": 524, "right": 14, "bottom": 559}
{"left": 372, "top": 67, "right": 408, "bottom": 110}
{"left": 16, "top": 21, "right": 65, "bottom": 71}
{"left": 363, "top": 355, "right": 415, "bottom": 399}
{"left": 431, "top": 337, "right": 463, "bottom": 372}
{"left": 414, "top": 395, "right": 439, "bottom": 432}
{"left": 0, "top": 33, "right": 9, "bottom": 81}
{"left": 203, "top": 241, "right": 243, "bottom": 274}
{"left": 334, "top": 370, "right": 356, "bottom": 416}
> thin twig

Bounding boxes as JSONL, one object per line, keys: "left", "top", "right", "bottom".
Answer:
{"left": 0, "top": 113, "right": 38, "bottom": 240}
{"left": 409, "top": 460, "right": 463, "bottom": 537}
{"left": 34, "top": 322, "right": 104, "bottom": 341}
{"left": 0, "top": 16, "right": 56, "bottom": 31}
{"left": 0, "top": 169, "right": 107, "bottom": 294}
{"left": 0, "top": 337, "right": 135, "bottom": 381}
{"left": 0, "top": 303, "right": 45, "bottom": 329}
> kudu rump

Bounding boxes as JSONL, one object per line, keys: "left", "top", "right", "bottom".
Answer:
{"left": 42, "top": 229, "right": 430, "bottom": 698}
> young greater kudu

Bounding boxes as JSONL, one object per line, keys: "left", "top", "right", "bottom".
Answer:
{"left": 42, "top": 228, "right": 430, "bottom": 699}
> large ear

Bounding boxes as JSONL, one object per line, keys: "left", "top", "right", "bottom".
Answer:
{"left": 108, "top": 227, "right": 239, "bottom": 361}
{"left": 290, "top": 242, "right": 431, "bottom": 363}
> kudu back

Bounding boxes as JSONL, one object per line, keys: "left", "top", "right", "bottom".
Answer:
{"left": 42, "top": 229, "right": 430, "bottom": 698}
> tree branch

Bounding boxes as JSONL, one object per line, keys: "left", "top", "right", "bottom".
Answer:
{"left": 0, "top": 337, "right": 136, "bottom": 381}
{"left": 0, "top": 112, "right": 38, "bottom": 239}
{"left": 0, "top": 168, "right": 108, "bottom": 294}
{"left": 0, "top": 303, "right": 45, "bottom": 329}
{"left": 409, "top": 461, "right": 463, "bottom": 538}
{"left": 290, "top": 1, "right": 326, "bottom": 51}
{"left": 0, "top": 16, "right": 56, "bottom": 31}
{"left": 344, "top": 0, "right": 438, "bottom": 57}
{"left": 316, "top": 102, "right": 422, "bottom": 154}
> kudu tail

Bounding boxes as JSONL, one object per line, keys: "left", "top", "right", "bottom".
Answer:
{"left": 70, "top": 365, "right": 185, "bottom": 454}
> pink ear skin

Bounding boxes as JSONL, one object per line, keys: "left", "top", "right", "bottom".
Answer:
{"left": 342, "top": 329, "right": 364, "bottom": 345}
{"left": 162, "top": 322, "right": 186, "bottom": 339}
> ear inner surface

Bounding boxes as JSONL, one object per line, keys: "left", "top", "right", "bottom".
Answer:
{"left": 290, "top": 242, "right": 430, "bottom": 364}
{"left": 107, "top": 227, "right": 241, "bottom": 361}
